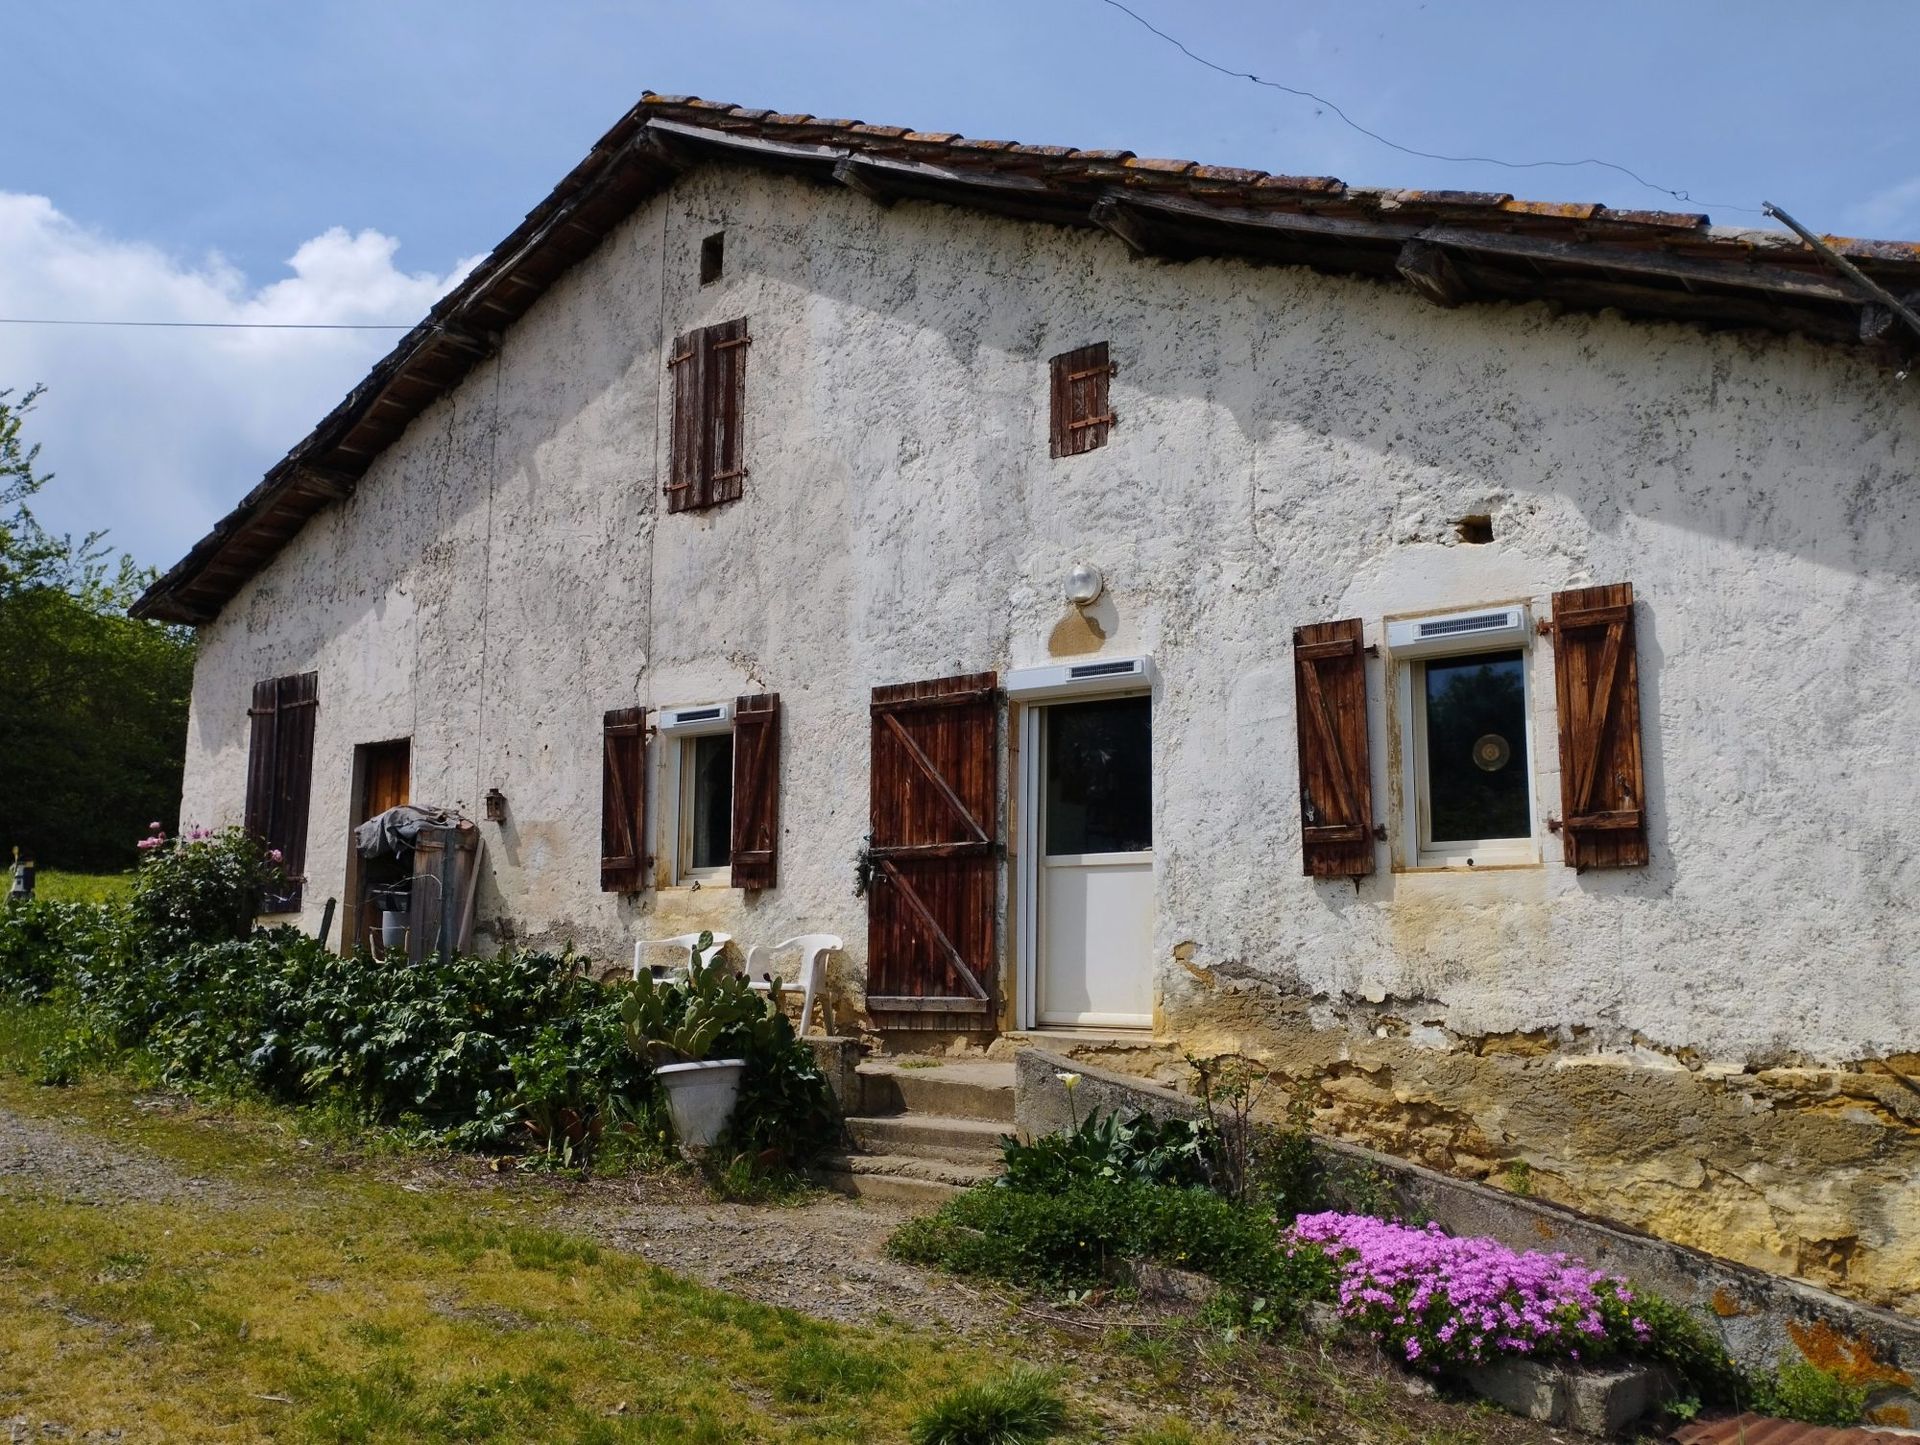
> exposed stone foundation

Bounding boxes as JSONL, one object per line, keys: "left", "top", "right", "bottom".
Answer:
{"left": 1034, "top": 982, "right": 1920, "bottom": 1318}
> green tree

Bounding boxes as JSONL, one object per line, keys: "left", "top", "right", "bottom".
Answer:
{"left": 0, "top": 386, "right": 196, "bottom": 871}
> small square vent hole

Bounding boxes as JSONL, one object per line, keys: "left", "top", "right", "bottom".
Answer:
{"left": 1455, "top": 514, "right": 1494, "bottom": 545}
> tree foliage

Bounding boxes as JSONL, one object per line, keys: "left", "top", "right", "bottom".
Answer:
{"left": 0, "top": 386, "right": 195, "bottom": 871}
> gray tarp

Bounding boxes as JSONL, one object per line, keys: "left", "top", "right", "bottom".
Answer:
{"left": 354, "top": 804, "right": 464, "bottom": 859}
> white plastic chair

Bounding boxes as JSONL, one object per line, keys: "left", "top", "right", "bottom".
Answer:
{"left": 633, "top": 931, "right": 732, "bottom": 982}
{"left": 746, "top": 934, "right": 843, "bottom": 1038}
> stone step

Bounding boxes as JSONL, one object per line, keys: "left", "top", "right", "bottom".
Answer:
{"left": 813, "top": 1150, "right": 1000, "bottom": 1207}
{"left": 845, "top": 1112, "right": 1009, "bottom": 1164}
{"left": 856, "top": 1059, "right": 1016, "bottom": 1123}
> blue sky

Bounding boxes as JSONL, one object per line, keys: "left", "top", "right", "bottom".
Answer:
{"left": 8, "top": 1, "right": 1920, "bottom": 572}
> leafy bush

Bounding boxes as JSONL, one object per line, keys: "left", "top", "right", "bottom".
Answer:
{"left": 1598, "top": 1287, "right": 1741, "bottom": 1403}
{"left": 621, "top": 948, "right": 839, "bottom": 1161}
{"left": 908, "top": 1368, "right": 1067, "bottom": 1445}
{"left": 998, "top": 1109, "right": 1215, "bottom": 1194}
{"left": 1750, "top": 1358, "right": 1869, "bottom": 1426}
{"left": 0, "top": 899, "right": 123, "bottom": 1001}
{"left": 891, "top": 1179, "right": 1334, "bottom": 1310}
{"left": 128, "top": 825, "right": 284, "bottom": 960}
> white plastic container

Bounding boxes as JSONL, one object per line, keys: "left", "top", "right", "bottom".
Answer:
{"left": 653, "top": 1058, "right": 747, "bottom": 1152}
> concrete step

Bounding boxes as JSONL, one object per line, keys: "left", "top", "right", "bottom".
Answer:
{"left": 814, "top": 1150, "right": 1000, "bottom": 1207}
{"left": 856, "top": 1059, "right": 1016, "bottom": 1123}
{"left": 845, "top": 1112, "right": 1008, "bottom": 1164}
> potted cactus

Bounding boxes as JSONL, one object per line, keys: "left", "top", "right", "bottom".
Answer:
{"left": 620, "top": 933, "right": 763, "bottom": 1153}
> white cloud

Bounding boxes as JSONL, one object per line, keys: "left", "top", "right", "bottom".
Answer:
{"left": 1843, "top": 175, "right": 1920, "bottom": 238}
{"left": 0, "top": 193, "right": 480, "bottom": 571}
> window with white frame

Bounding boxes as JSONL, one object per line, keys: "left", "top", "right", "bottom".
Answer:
{"left": 1388, "top": 605, "right": 1539, "bottom": 868}
{"left": 658, "top": 703, "right": 734, "bottom": 884}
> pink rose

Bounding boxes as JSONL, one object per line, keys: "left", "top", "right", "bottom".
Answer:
{"left": 269, "top": 849, "right": 284, "bottom": 863}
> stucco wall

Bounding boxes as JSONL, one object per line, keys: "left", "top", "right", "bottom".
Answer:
{"left": 178, "top": 163, "right": 1920, "bottom": 1308}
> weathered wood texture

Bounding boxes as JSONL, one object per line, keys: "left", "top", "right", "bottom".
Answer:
{"left": 600, "top": 707, "right": 647, "bottom": 892}
{"left": 867, "top": 672, "right": 998, "bottom": 1027}
{"left": 1552, "top": 582, "right": 1649, "bottom": 869}
{"left": 244, "top": 671, "right": 319, "bottom": 912}
{"left": 666, "top": 317, "right": 749, "bottom": 512}
{"left": 730, "top": 692, "right": 781, "bottom": 891}
{"left": 1049, "top": 342, "right": 1115, "bottom": 457}
{"left": 1292, "top": 619, "right": 1376, "bottom": 879}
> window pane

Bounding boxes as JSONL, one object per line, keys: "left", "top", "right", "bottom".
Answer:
{"left": 1045, "top": 696, "right": 1152, "bottom": 855}
{"left": 689, "top": 734, "right": 733, "bottom": 870}
{"left": 1423, "top": 651, "right": 1530, "bottom": 844}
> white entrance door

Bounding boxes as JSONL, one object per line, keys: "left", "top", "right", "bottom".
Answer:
{"left": 1037, "top": 694, "right": 1154, "bottom": 1028}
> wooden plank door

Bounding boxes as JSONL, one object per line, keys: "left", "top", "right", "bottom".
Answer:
{"left": 867, "top": 672, "right": 999, "bottom": 1028}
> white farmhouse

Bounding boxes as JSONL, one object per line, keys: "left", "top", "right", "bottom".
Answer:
{"left": 135, "top": 94, "right": 1920, "bottom": 1312}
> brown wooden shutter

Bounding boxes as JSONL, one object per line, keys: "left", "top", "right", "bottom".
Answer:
{"left": 707, "top": 318, "right": 749, "bottom": 506}
{"left": 600, "top": 707, "right": 647, "bottom": 892}
{"left": 666, "top": 327, "right": 704, "bottom": 513}
{"left": 1551, "top": 582, "right": 1649, "bottom": 869}
{"left": 245, "top": 671, "right": 317, "bottom": 912}
{"left": 1049, "top": 342, "right": 1115, "bottom": 458}
{"left": 730, "top": 692, "right": 780, "bottom": 890}
{"left": 867, "top": 671, "right": 998, "bottom": 1027}
{"left": 1292, "top": 619, "right": 1376, "bottom": 878}
{"left": 665, "top": 319, "right": 748, "bottom": 513}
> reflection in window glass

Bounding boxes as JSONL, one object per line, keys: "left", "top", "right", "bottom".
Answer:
{"left": 1423, "top": 650, "right": 1530, "bottom": 843}
{"left": 688, "top": 734, "right": 733, "bottom": 871}
{"left": 1044, "top": 696, "right": 1152, "bottom": 855}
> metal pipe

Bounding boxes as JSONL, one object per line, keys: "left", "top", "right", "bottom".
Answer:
{"left": 1763, "top": 201, "right": 1920, "bottom": 345}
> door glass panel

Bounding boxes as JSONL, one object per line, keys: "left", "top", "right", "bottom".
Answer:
{"left": 1044, "top": 696, "right": 1152, "bottom": 855}
{"left": 1423, "top": 650, "right": 1530, "bottom": 843}
{"left": 688, "top": 734, "right": 733, "bottom": 870}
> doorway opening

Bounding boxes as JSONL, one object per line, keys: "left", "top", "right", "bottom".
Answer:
{"left": 343, "top": 738, "right": 410, "bottom": 954}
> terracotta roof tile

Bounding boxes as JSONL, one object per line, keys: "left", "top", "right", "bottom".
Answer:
{"left": 682, "top": 96, "right": 740, "bottom": 111}
{"left": 1398, "top": 189, "right": 1515, "bottom": 208}
{"left": 948, "top": 137, "right": 1020, "bottom": 152}
{"left": 1189, "top": 164, "right": 1270, "bottom": 184}
{"left": 1072, "top": 148, "right": 1136, "bottom": 162}
{"left": 849, "top": 123, "right": 911, "bottom": 139}
{"left": 724, "top": 107, "right": 776, "bottom": 122}
{"left": 1595, "top": 206, "right": 1710, "bottom": 229}
{"left": 902, "top": 131, "right": 961, "bottom": 145}
{"left": 765, "top": 112, "right": 816, "bottom": 126}
{"left": 1252, "top": 173, "right": 1346, "bottom": 194}
{"left": 1502, "top": 198, "right": 1601, "bottom": 221}
{"left": 1125, "top": 156, "right": 1199, "bottom": 175}
{"left": 1009, "top": 144, "right": 1078, "bottom": 158}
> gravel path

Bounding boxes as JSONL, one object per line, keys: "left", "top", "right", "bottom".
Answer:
{"left": 0, "top": 1102, "right": 242, "bottom": 1211}
{"left": 549, "top": 1184, "right": 994, "bottom": 1331}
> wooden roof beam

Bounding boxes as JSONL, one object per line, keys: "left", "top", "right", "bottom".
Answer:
{"left": 1396, "top": 240, "right": 1471, "bottom": 307}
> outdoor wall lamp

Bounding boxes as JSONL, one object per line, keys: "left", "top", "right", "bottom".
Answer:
{"left": 484, "top": 788, "right": 507, "bottom": 822}
{"left": 1065, "top": 562, "right": 1104, "bottom": 608}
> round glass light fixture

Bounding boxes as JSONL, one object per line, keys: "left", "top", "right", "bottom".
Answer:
{"left": 1065, "top": 562, "right": 1104, "bottom": 607}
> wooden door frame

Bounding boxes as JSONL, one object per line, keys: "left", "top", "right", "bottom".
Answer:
{"left": 340, "top": 738, "right": 411, "bottom": 955}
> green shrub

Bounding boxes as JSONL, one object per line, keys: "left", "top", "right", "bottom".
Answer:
{"left": 1750, "top": 1358, "right": 1869, "bottom": 1427}
{"left": 998, "top": 1109, "right": 1215, "bottom": 1194}
{"left": 1597, "top": 1288, "right": 1742, "bottom": 1403}
{"left": 908, "top": 1368, "right": 1067, "bottom": 1445}
{"left": 0, "top": 899, "right": 122, "bottom": 1001}
{"left": 128, "top": 825, "right": 284, "bottom": 960}
{"left": 890, "top": 1179, "right": 1335, "bottom": 1311}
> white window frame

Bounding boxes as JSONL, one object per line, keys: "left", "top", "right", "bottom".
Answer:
{"left": 1387, "top": 605, "right": 1541, "bottom": 871}
{"left": 1006, "top": 657, "right": 1157, "bottom": 1031}
{"left": 657, "top": 703, "right": 734, "bottom": 887}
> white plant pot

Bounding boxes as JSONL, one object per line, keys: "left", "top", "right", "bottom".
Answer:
{"left": 654, "top": 1058, "right": 747, "bottom": 1153}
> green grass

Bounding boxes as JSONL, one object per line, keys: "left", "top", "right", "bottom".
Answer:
{"left": 908, "top": 1369, "right": 1068, "bottom": 1445}
{"left": 30, "top": 869, "right": 135, "bottom": 904}
{"left": 0, "top": 1070, "right": 993, "bottom": 1443}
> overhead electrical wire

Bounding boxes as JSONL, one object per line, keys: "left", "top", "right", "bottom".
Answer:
{"left": 1092, "top": 0, "right": 1767, "bottom": 217}
{"left": 0, "top": 317, "right": 411, "bottom": 330}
